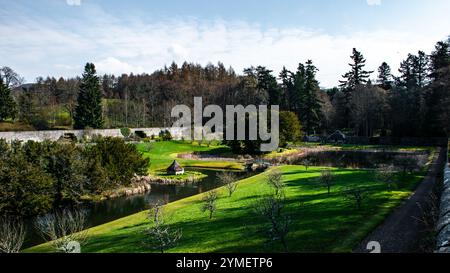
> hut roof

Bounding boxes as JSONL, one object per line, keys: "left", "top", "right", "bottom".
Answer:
{"left": 167, "top": 160, "right": 184, "bottom": 172}
{"left": 328, "top": 130, "right": 346, "bottom": 140}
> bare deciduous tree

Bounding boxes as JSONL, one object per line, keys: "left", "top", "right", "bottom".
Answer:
{"left": 318, "top": 170, "right": 334, "bottom": 194}
{"left": 217, "top": 172, "right": 238, "bottom": 197}
{"left": 376, "top": 165, "right": 397, "bottom": 190}
{"left": 0, "top": 217, "right": 26, "bottom": 253}
{"left": 0, "top": 66, "right": 24, "bottom": 88}
{"left": 144, "top": 202, "right": 182, "bottom": 253}
{"left": 267, "top": 169, "right": 284, "bottom": 196}
{"left": 343, "top": 187, "right": 367, "bottom": 210}
{"left": 302, "top": 159, "right": 311, "bottom": 170}
{"left": 201, "top": 191, "right": 218, "bottom": 219}
{"left": 34, "top": 209, "right": 89, "bottom": 253}
{"left": 350, "top": 85, "right": 387, "bottom": 137}
{"left": 254, "top": 194, "right": 290, "bottom": 252}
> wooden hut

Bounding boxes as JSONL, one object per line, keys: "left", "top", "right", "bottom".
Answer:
{"left": 167, "top": 160, "right": 185, "bottom": 175}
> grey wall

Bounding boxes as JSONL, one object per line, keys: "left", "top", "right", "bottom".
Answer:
{"left": 436, "top": 162, "right": 450, "bottom": 253}
{"left": 0, "top": 127, "right": 189, "bottom": 143}
{"left": 436, "top": 141, "right": 450, "bottom": 253}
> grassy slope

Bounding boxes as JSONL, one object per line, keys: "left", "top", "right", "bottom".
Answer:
{"left": 26, "top": 165, "right": 425, "bottom": 253}
{"left": 137, "top": 141, "right": 243, "bottom": 173}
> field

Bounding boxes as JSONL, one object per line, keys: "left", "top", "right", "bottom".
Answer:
{"left": 26, "top": 165, "right": 426, "bottom": 253}
{"left": 137, "top": 141, "right": 243, "bottom": 173}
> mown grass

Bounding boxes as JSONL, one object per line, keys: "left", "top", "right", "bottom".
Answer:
{"left": 137, "top": 141, "right": 243, "bottom": 173}
{"left": 26, "top": 165, "right": 425, "bottom": 253}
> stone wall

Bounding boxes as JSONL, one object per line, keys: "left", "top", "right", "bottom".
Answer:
{"left": 0, "top": 127, "right": 189, "bottom": 142}
{"left": 436, "top": 143, "right": 450, "bottom": 253}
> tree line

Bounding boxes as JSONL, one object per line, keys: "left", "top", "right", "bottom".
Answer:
{"left": 0, "top": 38, "right": 449, "bottom": 138}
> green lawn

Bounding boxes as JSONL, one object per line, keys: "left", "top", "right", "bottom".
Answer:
{"left": 26, "top": 165, "right": 425, "bottom": 253}
{"left": 137, "top": 141, "right": 243, "bottom": 173}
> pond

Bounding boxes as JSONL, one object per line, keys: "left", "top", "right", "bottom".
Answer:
{"left": 293, "top": 150, "right": 429, "bottom": 169}
{"left": 23, "top": 168, "right": 257, "bottom": 249}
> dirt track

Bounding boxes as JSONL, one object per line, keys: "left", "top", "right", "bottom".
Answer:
{"left": 354, "top": 148, "right": 446, "bottom": 253}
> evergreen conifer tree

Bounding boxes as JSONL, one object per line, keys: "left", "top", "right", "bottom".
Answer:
{"left": 74, "top": 63, "right": 103, "bottom": 129}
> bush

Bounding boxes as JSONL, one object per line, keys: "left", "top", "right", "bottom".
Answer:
{"left": 159, "top": 130, "right": 173, "bottom": 141}
{"left": 30, "top": 116, "right": 50, "bottom": 130}
{"left": 87, "top": 137, "right": 150, "bottom": 187}
{"left": 120, "top": 127, "right": 131, "bottom": 138}
{"left": 279, "top": 111, "right": 302, "bottom": 147}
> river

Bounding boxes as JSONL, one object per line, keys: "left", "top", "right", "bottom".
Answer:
{"left": 23, "top": 168, "right": 257, "bottom": 249}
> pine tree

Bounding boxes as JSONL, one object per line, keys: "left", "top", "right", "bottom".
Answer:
{"left": 397, "top": 52, "right": 429, "bottom": 88}
{"left": 256, "top": 66, "right": 281, "bottom": 106}
{"left": 339, "top": 48, "right": 373, "bottom": 127}
{"left": 413, "top": 51, "right": 429, "bottom": 88}
{"left": 18, "top": 91, "right": 36, "bottom": 124}
{"left": 339, "top": 48, "right": 373, "bottom": 91}
{"left": 377, "top": 62, "right": 393, "bottom": 90}
{"left": 292, "top": 63, "right": 306, "bottom": 119}
{"left": 423, "top": 39, "right": 450, "bottom": 136}
{"left": 397, "top": 54, "right": 416, "bottom": 88}
{"left": 279, "top": 67, "right": 294, "bottom": 111}
{"left": 293, "top": 61, "right": 323, "bottom": 135}
{"left": 74, "top": 63, "right": 104, "bottom": 129}
{"left": 429, "top": 40, "right": 450, "bottom": 81}
{"left": 0, "top": 77, "right": 17, "bottom": 122}
{"left": 301, "top": 60, "right": 323, "bottom": 135}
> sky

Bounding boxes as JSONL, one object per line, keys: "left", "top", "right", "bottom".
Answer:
{"left": 1, "top": 0, "right": 449, "bottom": 88}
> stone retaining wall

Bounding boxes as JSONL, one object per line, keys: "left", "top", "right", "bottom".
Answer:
{"left": 0, "top": 127, "right": 189, "bottom": 142}
{"left": 436, "top": 143, "right": 450, "bottom": 253}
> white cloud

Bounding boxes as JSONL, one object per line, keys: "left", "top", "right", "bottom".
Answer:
{"left": 1, "top": 10, "right": 449, "bottom": 87}
{"left": 95, "top": 57, "right": 144, "bottom": 75}
{"left": 366, "top": 0, "right": 381, "bottom": 6}
{"left": 66, "top": 0, "right": 81, "bottom": 6}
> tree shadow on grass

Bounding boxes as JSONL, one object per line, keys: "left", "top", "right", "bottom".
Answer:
{"left": 80, "top": 170, "right": 419, "bottom": 253}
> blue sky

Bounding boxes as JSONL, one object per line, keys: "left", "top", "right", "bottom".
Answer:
{"left": 1, "top": 0, "right": 449, "bottom": 87}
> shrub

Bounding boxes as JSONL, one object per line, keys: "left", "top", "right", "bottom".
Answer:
{"left": 159, "top": 130, "right": 173, "bottom": 141}
{"left": 120, "top": 127, "right": 131, "bottom": 138}
{"left": 86, "top": 137, "right": 150, "bottom": 187}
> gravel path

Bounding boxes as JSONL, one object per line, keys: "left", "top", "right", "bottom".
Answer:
{"left": 354, "top": 148, "right": 446, "bottom": 253}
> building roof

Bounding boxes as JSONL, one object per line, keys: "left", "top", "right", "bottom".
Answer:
{"left": 328, "top": 130, "right": 346, "bottom": 140}
{"left": 167, "top": 160, "right": 184, "bottom": 172}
